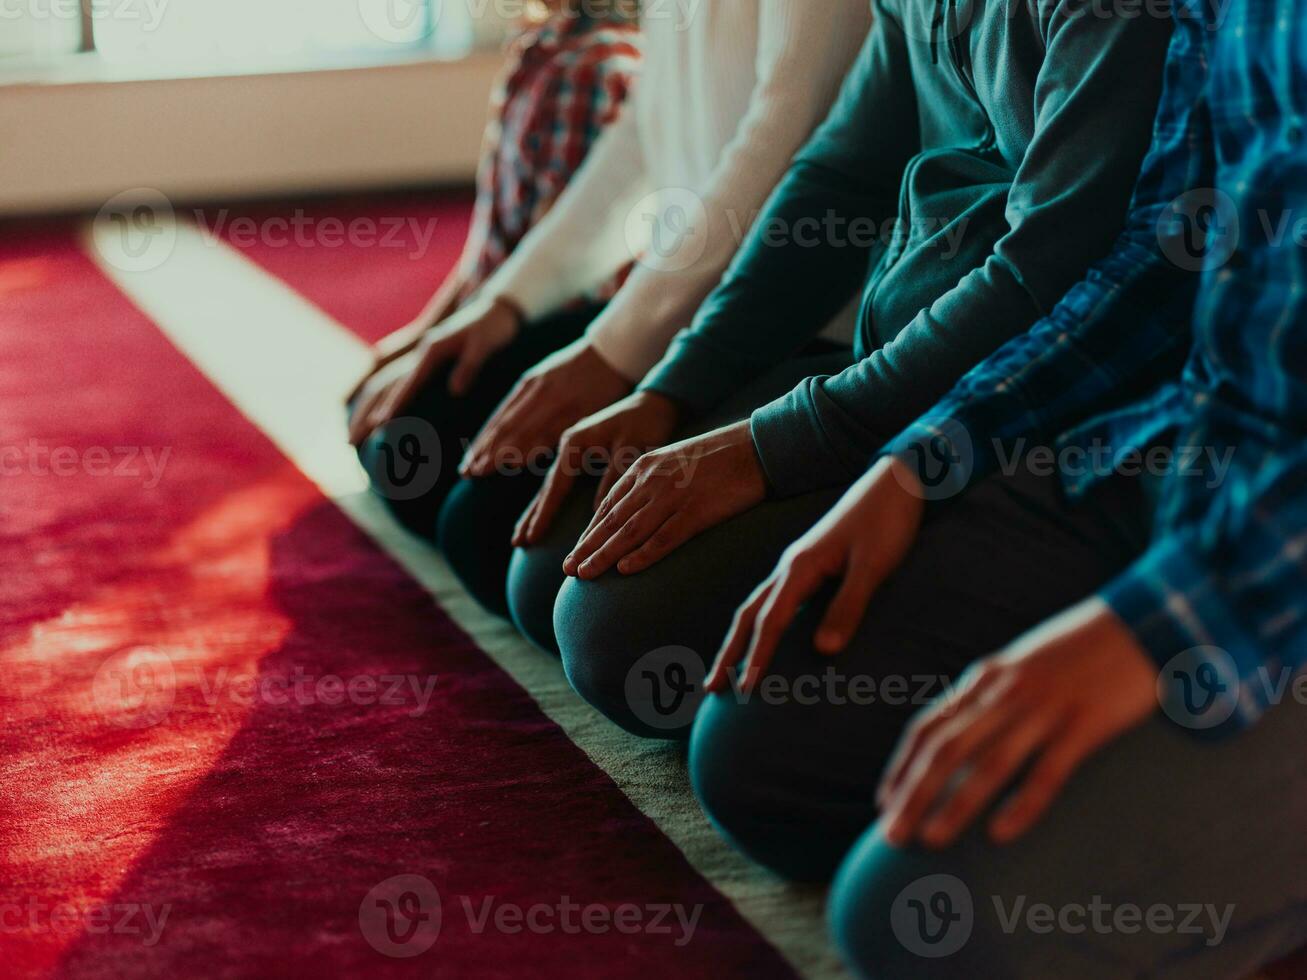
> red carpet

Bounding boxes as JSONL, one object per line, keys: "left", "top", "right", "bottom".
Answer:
{"left": 198, "top": 190, "right": 475, "bottom": 343}
{"left": 6, "top": 194, "right": 1304, "bottom": 980}
{"left": 0, "top": 215, "right": 796, "bottom": 977}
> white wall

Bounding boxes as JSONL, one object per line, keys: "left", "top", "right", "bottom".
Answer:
{"left": 0, "top": 53, "right": 501, "bottom": 215}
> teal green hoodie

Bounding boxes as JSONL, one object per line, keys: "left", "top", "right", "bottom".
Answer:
{"left": 641, "top": 0, "right": 1172, "bottom": 497}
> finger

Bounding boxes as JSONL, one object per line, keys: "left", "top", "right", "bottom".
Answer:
{"left": 346, "top": 365, "right": 379, "bottom": 407}
{"left": 583, "top": 462, "right": 640, "bottom": 539}
{"left": 739, "top": 564, "right": 825, "bottom": 692}
{"left": 465, "top": 420, "right": 532, "bottom": 480}
{"left": 572, "top": 501, "right": 663, "bottom": 580}
{"left": 367, "top": 337, "right": 452, "bottom": 433}
{"left": 512, "top": 495, "right": 537, "bottom": 549}
{"left": 348, "top": 382, "right": 388, "bottom": 446}
{"left": 882, "top": 695, "right": 1023, "bottom": 847}
{"left": 918, "top": 709, "right": 1057, "bottom": 849}
{"left": 462, "top": 385, "right": 535, "bottom": 476}
{"left": 566, "top": 476, "right": 642, "bottom": 575}
{"left": 448, "top": 339, "right": 491, "bottom": 397}
{"left": 614, "top": 513, "right": 694, "bottom": 575}
{"left": 346, "top": 343, "right": 409, "bottom": 407}
{"left": 516, "top": 448, "right": 579, "bottom": 547}
{"left": 461, "top": 401, "right": 515, "bottom": 476}
{"left": 814, "top": 563, "right": 879, "bottom": 654}
{"left": 876, "top": 664, "right": 1000, "bottom": 805}
{"left": 879, "top": 708, "right": 953, "bottom": 808}
{"left": 367, "top": 374, "right": 419, "bottom": 436}
{"left": 706, "top": 581, "right": 773, "bottom": 693}
{"left": 512, "top": 493, "right": 541, "bottom": 548}
{"left": 594, "top": 447, "right": 635, "bottom": 507}
{"left": 989, "top": 725, "right": 1095, "bottom": 843}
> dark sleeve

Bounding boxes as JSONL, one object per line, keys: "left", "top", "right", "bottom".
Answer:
{"left": 750, "top": 0, "right": 1175, "bottom": 497}
{"left": 638, "top": 2, "right": 919, "bottom": 416}
{"left": 883, "top": 6, "right": 1212, "bottom": 499}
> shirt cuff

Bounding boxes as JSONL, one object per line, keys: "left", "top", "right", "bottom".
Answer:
{"left": 587, "top": 315, "right": 659, "bottom": 383}
{"left": 482, "top": 247, "right": 569, "bottom": 324}
{"left": 1101, "top": 535, "right": 1263, "bottom": 737}
{"left": 749, "top": 383, "right": 856, "bottom": 498}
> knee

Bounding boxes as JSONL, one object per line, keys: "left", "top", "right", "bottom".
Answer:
{"left": 555, "top": 576, "right": 706, "bottom": 740}
{"left": 688, "top": 691, "right": 850, "bottom": 883}
{"left": 829, "top": 832, "right": 934, "bottom": 979}
{"left": 506, "top": 546, "right": 565, "bottom": 655}
{"left": 357, "top": 421, "right": 450, "bottom": 537}
{"left": 436, "top": 479, "right": 515, "bottom": 617}
{"left": 828, "top": 830, "right": 1034, "bottom": 980}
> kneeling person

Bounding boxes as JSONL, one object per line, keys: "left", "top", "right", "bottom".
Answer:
{"left": 514, "top": 0, "right": 1175, "bottom": 733}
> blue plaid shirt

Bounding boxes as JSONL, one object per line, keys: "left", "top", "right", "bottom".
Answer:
{"left": 888, "top": 0, "right": 1307, "bottom": 733}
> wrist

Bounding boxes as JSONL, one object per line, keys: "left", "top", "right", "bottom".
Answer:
{"left": 728, "top": 419, "right": 770, "bottom": 497}
{"left": 584, "top": 338, "right": 641, "bottom": 386}
{"left": 882, "top": 453, "right": 927, "bottom": 500}
{"left": 492, "top": 293, "right": 527, "bottom": 331}
{"left": 632, "top": 389, "right": 683, "bottom": 430}
{"left": 731, "top": 418, "right": 768, "bottom": 501}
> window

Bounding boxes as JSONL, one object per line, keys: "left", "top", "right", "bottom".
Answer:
{"left": 0, "top": 3, "right": 84, "bottom": 59}
{"left": 94, "top": 0, "right": 456, "bottom": 63}
{"left": 2, "top": 0, "right": 479, "bottom": 67}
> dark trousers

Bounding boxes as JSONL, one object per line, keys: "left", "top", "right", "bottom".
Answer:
{"left": 502, "top": 347, "right": 856, "bottom": 654}
{"left": 357, "top": 303, "right": 603, "bottom": 615}
{"left": 548, "top": 451, "right": 1307, "bottom": 976}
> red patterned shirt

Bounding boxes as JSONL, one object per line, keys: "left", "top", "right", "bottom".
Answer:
{"left": 458, "top": 12, "right": 641, "bottom": 306}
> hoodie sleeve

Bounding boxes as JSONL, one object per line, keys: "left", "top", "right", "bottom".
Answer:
{"left": 747, "top": 0, "right": 1174, "bottom": 497}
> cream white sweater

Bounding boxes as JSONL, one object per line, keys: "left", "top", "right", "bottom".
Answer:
{"left": 479, "top": 0, "right": 872, "bottom": 380}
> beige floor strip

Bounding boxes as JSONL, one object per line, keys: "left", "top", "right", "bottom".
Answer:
{"left": 83, "top": 214, "right": 847, "bottom": 980}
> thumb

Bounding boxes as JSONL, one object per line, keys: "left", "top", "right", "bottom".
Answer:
{"left": 814, "top": 563, "right": 878, "bottom": 654}
{"left": 448, "top": 338, "right": 491, "bottom": 397}
{"left": 594, "top": 434, "right": 636, "bottom": 505}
